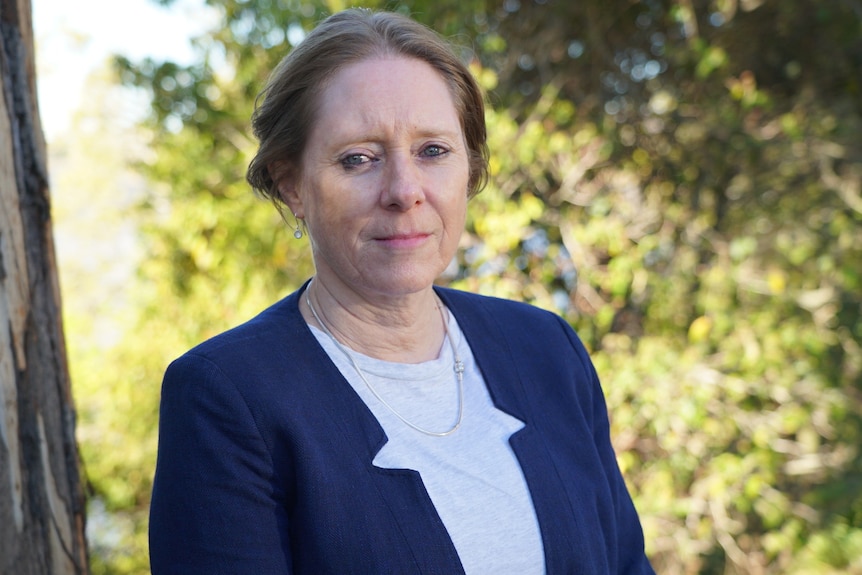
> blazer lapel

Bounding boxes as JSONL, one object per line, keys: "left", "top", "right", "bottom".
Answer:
{"left": 438, "top": 288, "right": 584, "bottom": 574}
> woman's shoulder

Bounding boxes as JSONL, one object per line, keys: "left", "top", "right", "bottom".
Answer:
{"left": 438, "top": 286, "right": 589, "bottom": 362}
{"left": 436, "top": 286, "right": 569, "bottom": 329}
{"left": 167, "top": 289, "right": 314, "bottom": 381}
{"left": 189, "top": 294, "right": 298, "bottom": 353}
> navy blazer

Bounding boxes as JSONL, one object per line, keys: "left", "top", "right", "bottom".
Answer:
{"left": 149, "top": 284, "right": 654, "bottom": 574}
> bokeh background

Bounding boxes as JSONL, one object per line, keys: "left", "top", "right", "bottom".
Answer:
{"left": 36, "top": 0, "right": 862, "bottom": 573}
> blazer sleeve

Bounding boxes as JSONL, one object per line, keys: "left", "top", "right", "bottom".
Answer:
{"left": 559, "top": 316, "right": 655, "bottom": 574}
{"left": 149, "top": 353, "right": 293, "bottom": 574}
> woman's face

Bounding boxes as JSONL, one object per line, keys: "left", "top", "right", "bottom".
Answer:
{"left": 283, "top": 56, "right": 470, "bottom": 301}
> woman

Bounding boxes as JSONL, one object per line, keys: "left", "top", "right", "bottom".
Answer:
{"left": 149, "top": 8, "right": 654, "bottom": 574}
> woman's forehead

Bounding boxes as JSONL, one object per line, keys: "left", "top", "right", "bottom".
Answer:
{"left": 309, "top": 57, "right": 464, "bottom": 145}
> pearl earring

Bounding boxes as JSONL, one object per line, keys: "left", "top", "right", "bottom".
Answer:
{"left": 293, "top": 213, "right": 303, "bottom": 239}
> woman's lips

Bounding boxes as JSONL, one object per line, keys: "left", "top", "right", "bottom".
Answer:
{"left": 375, "top": 232, "right": 430, "bottom": 248}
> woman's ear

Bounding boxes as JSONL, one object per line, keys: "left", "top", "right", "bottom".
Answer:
{"left": 269, "top": 161, "right": 304, "bottom": 218}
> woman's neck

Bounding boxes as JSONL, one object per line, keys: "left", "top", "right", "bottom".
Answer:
{"left": 301, "top": 277, "right": 446, "bottom": 364}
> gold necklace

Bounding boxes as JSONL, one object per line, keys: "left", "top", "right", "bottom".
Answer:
{"left": 305, "top": 281, "right": 464, "bottom": 437}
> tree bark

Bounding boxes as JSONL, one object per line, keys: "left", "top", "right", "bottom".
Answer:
{"left": 0, "top": 0, "right": 89, "bottom": 573}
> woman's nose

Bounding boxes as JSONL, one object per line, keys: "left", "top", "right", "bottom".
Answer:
{"left": 380, "top": 154, "right": 425, "bottom": 210}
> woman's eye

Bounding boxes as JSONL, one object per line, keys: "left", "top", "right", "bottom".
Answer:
{"left": 422, "top": 145, "right": 447, "bottom": 158}
{"left": 341, "top": 154, "right": 370, "bottom": 168}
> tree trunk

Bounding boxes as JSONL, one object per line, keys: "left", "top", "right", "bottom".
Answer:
{"left": 0, "top": 0, "right": 89, "bottom": 573}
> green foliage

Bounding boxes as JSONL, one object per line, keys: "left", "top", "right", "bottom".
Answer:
{"left": 61, "top": 0, "right": 862, "bottom": 572}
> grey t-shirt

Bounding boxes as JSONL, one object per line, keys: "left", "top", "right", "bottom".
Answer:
{"left": 309, "top": 311, "right": 545, "bottom": 574}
